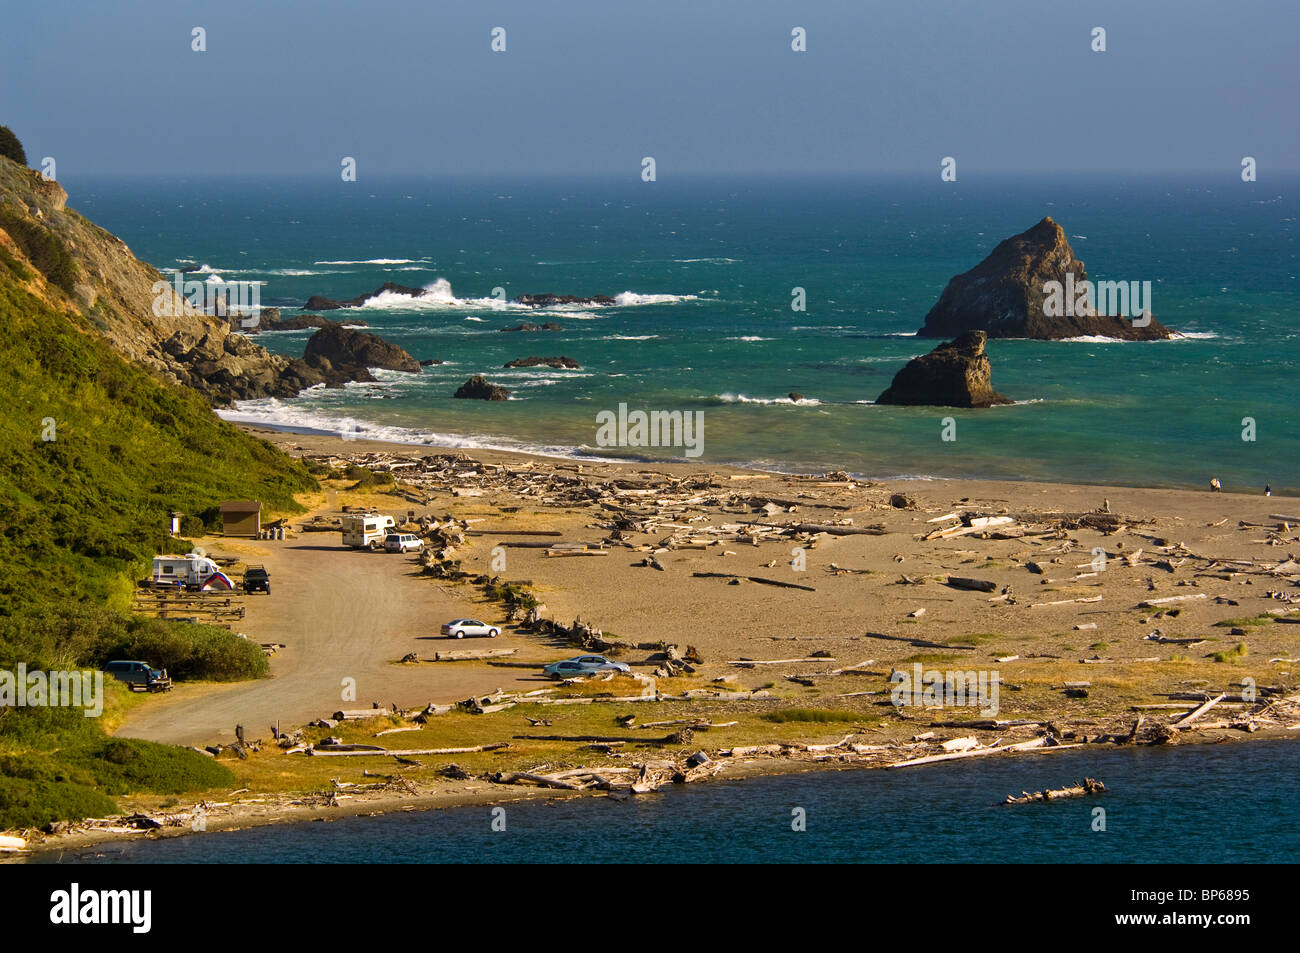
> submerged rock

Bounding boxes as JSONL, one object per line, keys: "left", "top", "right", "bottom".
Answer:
{"left": 918, "top": 217, "right": 1174, "bottom": 340}
{"left": 454, "top": 375, "right": 510, "bottom": 401}
{"left": 504, "top": 356, "right": 581, "bottom": 369}
{"left": 501, "top": 321, "right": 564, "bottom": 332}
{"left": 266, "top": 312, "right": 365, "bottom": 331}
{"left": 302, "top": 281, "right": 428, "bottom": 311}
{"left": 876, "top": 330, "right": 1012, "bottom": 408}
{"left": 515, "top": 293, "right": 614, "bottom": 308}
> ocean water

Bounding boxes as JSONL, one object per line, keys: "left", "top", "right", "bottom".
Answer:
{"left": 35, "top": 740, "right": 1300, "bottom": 864}
{"left": 70, "top": 174, "right": 1300, "bottom": 492}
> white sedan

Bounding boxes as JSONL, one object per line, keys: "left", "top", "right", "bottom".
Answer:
{"left": 440, "top": 619, "right": 500, "bottom": 639}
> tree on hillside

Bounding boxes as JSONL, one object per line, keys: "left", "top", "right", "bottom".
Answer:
{"left": 0, "top": 126, "right": 27, "bottom": 165}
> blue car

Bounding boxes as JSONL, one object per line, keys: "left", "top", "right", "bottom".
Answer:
{"left": 543, "top": 655, "right": 631, "bottom": 679}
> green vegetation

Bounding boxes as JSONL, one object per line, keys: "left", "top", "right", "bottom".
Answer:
{"left": 1212, "top": 615, "right": 1273, "bottom": 628}
{"left": 948, "top": 632, "right": 1002, "bottom": 646}
{"left": 761, "top": 708, "right": 863, "bottom": 724}
{"left": 1212, "top": 642, "right": 1248, "bottom": 663}
{"left": 61, "top": 738, "right": 235, "bottom": 796}
{"left": 0, "top": 127, "right": 24, "bottom": 166}
{"left": 341, "top": 463, "right": 394, "bottom": 489}
{"left": 89, "top": 612, "right": 269, "bottom": 681}
{"left": 0, "top": 204, "right": 78, "bottom": 294}
{"left": 0, "top": 225, "right": 316, "bottom": 827}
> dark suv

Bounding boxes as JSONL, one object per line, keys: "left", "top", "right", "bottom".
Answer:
{"left": 243, "top": 565, "right": 270, "bottom": 594}
{"left": 104, "top": 660, "right": 172, "bottom": 693}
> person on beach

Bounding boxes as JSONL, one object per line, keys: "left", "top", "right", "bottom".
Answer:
{"left": 1265, "top": 484, "right": 1272, "bottom": 496}
{"left": 1210, "top": 478, "right": 1222, "bottom": 492}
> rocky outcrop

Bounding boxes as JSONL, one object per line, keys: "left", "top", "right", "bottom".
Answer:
{"left": 876, "top": 331, "right": 1012, "bottom": 408}
{"left": 504, "top": 356, "right": 581, "bottom": 369}
{"left": 0, "top": 158, "right": 329, "bottom": 405}
{"left": 453, "top": 375, "right": 510, "bottom": 400}
{"left": 515, "top": 293, "right": 614, "bottom": 308}
{"left": 918, "top": 217, "right": 1174, "bottom": 340}
{"left": 303, "top": 324, "right": 422, "bottom": 376}
{"left": 501, "top": 322, "right": 564, "bottom": 332}
{"left": 258, "top": 310, "right": 366, "bottom": 332}
{"left": 0, "top": 158, "right": 428, "bottom": 405}
{"left": 302, "top": 281, "right": 426, "bottom": 311}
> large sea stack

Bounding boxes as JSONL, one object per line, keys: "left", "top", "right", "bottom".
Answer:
{"left": 917, "top": 217, "right": 1174, "bottom": 340}
{"left": 876, "top": 331, "right": 1012, "bottom": 408}
{"left": 298, "top": 323, "right": 422, "bottom": 385}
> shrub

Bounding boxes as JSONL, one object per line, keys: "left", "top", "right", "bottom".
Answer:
{"left": 344, "top": 464, "right": 393, "bottom": 489}
{"left": 0, "top": 205, "right": 77, "bottom": 294}
{"left": 179, "top": 515, "right": 207, "bottom": 537}
{"left": 0, "top": 244, "right": 30, "bottom": 280}
{"left": 91, "top": 617, "right": 269, "bottom": 681}
{"left": 63, "top": 738, "right": 234, "bottom": 795}
{"left": 0, "top": 126, "right": 24, "bottom": 166}
{"left": 0, "top": 775, "right": 117, "bottom": 830}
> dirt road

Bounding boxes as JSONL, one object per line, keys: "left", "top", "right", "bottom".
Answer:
{"left": 115, "top": 537, "right": 544, "bottom": 747}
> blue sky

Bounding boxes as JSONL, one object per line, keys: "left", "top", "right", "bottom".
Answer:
{"left": 2, "top": 0, "right": 1296, "bottom": 177}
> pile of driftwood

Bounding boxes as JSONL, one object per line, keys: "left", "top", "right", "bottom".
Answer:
{"left": 300, "top": 451, "right": 893, "bottom": 542}
{"left": 488, "top": 751, "right": 723, "bottom": 796}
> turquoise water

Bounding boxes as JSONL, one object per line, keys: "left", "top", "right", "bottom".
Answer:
{"left": 35, "top": 740, "right": 1300, "bottom": 864}
{"left": 71, "top": 174, "right": 1300, "bottom": 492}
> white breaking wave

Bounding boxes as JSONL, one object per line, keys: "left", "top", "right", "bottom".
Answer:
{"left": 349, "top": 278, "right": 700, "bottom": 312}
{"left": 1060, "top": 331, "right": 1219, "bottom": 343}
{"left": 714, "top": 393, "right": 822, "bottom": 406}
{"left": 614, "top": 291, "right": 699, "bottom": 306}
{"left": 314, "top": 258, "right": 431, "bottom": 265}
{"left": 356, "top": 278, "right": 500, "bottom": 311}
{"left": 599, "top": 334, "right": 659, "bottom": 341}
{"left": 216, "top": 401, "right": 614, "bottom": 461}
{"left": 727, "top": 336, "right": 772, "bottom": 342}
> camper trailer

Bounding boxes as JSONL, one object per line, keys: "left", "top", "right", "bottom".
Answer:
{"left": 341, "top": 513, "right": 396, "bottom": 550}
{"left": 150, "top": 554, "right": 235, "bottom": 590}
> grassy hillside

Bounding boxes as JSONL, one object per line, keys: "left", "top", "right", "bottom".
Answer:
{"left": 0, "top": 153, "right": 319, "bottom": 829}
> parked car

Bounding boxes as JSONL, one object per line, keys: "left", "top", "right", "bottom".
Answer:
{"left": 384, "top": 533, "right": 425, "bottom": 554}
{"left": 440, "top": 619, "right": 500, "bottom": 639}
{"left": 243, "top": 565, "right": 270, "bottom": 594}
{"left": 104, "top": 660, "right": 173, "bottom": 693}
{"left": 543, "top": 655, "right": 631, "bottom": 679}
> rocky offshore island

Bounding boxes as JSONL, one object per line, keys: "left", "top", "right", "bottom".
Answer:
{"left": 918, "top": 217, "right": 1175, "bottom": 340}
{"left": 876, "top": 330, "right": 1012, "bottom": 407}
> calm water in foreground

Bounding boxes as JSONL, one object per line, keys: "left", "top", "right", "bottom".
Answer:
{"left": 37, "top": 740, "right": 1299, "bottom": 864}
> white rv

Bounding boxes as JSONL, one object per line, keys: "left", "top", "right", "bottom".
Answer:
{"left": 150, "top": 554, "right": 234, "bottom": 590}
{"left": 341, "top": 513, "right": 396, "bottom": 550}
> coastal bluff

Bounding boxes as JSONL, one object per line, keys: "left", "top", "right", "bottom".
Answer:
{"left": 0, "top": 158, "right": 417, "bottom": 406}
{"left": 918, "top": 217, "right": 1174, "bottom": 340}
{"left": 876, "top": 330, "right": 1012, "bottom": 408}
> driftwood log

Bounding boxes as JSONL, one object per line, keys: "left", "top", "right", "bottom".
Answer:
{"left": 1002, "top": 778, "right": 1107, "bottom": 805}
